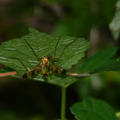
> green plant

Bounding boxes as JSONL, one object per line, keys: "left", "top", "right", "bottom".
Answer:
{"left": 0, "top": 28, "right": 119, "bottom": 120}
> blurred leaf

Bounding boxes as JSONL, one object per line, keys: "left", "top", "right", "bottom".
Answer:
{"left": 70, "top": 97, "right": 118, "bottom": 120}
{"left": 0, "top": 111, "right": 15, "bottom": 120}
{"left": 0, "top": 28, "right": 91, "bottom": 87}
{"left": 53, "top": 0, "right": 94, "bottom": 37}
{"left": 0, "top": 68, "right": 14, "bottom": 73}
{"left": 109, "top": 0, "right": 120, "bottom": 40}
{"left": 116, "top": 112, "right": 120, "bottom": 119}
{"left": 79, "top": 47, "right": 120, "bottom": 73}
{"left": 100, "top": 0, "right": 117, "bottom": 24}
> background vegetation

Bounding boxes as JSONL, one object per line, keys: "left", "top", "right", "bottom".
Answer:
{"left": 0, "top": 0, "right": 119, "bottom": 120}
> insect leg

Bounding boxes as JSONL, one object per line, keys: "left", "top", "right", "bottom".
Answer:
{"left": 49, "top": 58, "right": 58, "bottom": 64}
{"left": 34, "top": 60, "right": 41, "bottom": 67}
{"left": 58, "top": 38, "right": 78, "bottom": 60}
{"left": 7, "top": 57, "right": 30, "bottom": 71}
{"left": 53, "top": 36, "right": 61, "bottom": 58}
{"left": 24, "top": 39, "right": 39, "bottom": 59}
{"left": 46, "top": 37, "right": 61, "bottom": 64}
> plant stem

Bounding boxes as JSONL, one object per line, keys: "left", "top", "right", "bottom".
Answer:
{"left": 61, "top": 86, "right": 67, "bottom": 120}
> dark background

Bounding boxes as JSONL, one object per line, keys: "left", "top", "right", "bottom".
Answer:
{"left": 0, "top": 0, "right": 120, "bottom": 120}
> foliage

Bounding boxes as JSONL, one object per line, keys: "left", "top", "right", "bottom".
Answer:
{"left": 0, "top": 28, "right": 91, "bottom": 87}
{"left": 78, "top": 47, "right": 120, "bottom": 73}
{"left": 109, "top": 0, "right": 120, "bottom": 40}
{"left": 70, "top": 97, "right": 118, "bottom": 120}
{"left": 0, "top": 0, "right": 120, "bottom": 119}
{"left": 0, "top": 28, "right": 120, "bottom": 120}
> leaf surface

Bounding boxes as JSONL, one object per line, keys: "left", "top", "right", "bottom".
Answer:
{"left": 70, "top": 97, "right": 118, "bottom": 120}
{"left": 0, "top": 28, "right": 91, "bottom": 87}
{"left": 79, "top": 47, "right": 120, "bottom": 73}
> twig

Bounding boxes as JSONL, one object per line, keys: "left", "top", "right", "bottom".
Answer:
{"left": 0, "top": 71, "right": 17, "bottom": 77}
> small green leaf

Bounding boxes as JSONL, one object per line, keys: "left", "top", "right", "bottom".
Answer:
{"left": 0, "top": 28, "right": 91, "bottom": 87}
{"left": 79, "top": 47, "right": 119, "bottom": 73}
{"left": 70, "top": 97, "right": 118, "bottom": 120}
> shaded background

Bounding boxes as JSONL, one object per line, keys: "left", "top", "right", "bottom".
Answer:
{"left": 0, "top": 0, "right": 120, "bottom": 120}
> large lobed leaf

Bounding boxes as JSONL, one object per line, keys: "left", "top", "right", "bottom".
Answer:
{"left": 0, "top": 28, "right": 91, "bottom": 87}
{"left": 70, "top": 97, "right": 118, "bottom": 120}
{"left": 78, "top": 47, "right": 120, "bottom": 73}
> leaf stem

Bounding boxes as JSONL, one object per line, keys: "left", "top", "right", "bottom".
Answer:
{"left": 61, "top": 86, "right": 67, "bottom": 120}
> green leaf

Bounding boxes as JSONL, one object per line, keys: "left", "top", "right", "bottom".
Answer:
{"left": 70, "top": 97, "right": 118, "bottom": 120}
{"left": 0, "top": 28, "right": 91, "bottom": 87}
{"left": 0, "top": 68, "right": 14, "bottom": 73}
{"left": 79, "top": 47, "right": 119, "bottom": 73}
{"left": 109, "top": 0, "right": 120, "bottom": 40}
